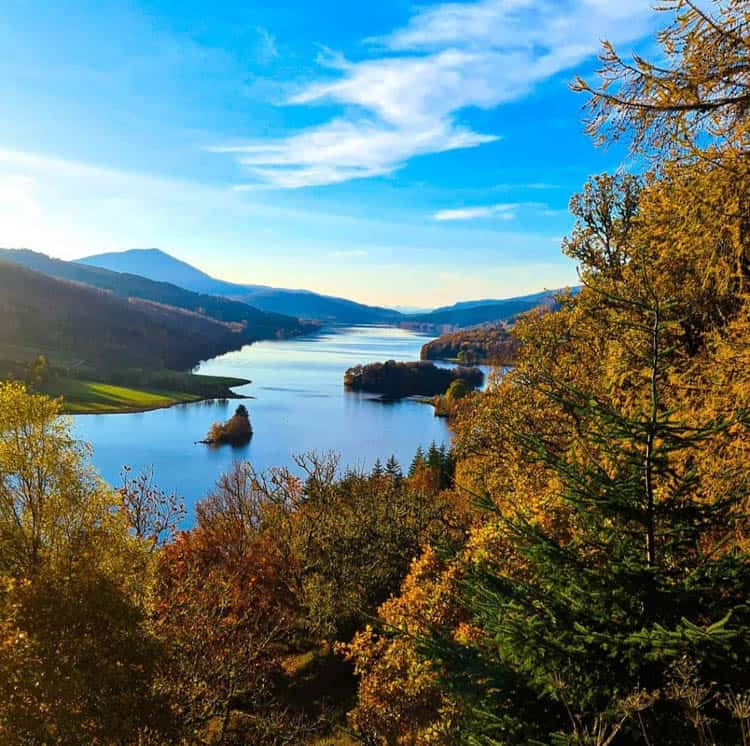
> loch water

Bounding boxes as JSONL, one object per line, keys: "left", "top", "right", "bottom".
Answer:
{"left": 73, "top": 325, "right": 452, "bottom": 519}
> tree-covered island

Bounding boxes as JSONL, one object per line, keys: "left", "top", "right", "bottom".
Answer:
{"left": 203, "top": 404, "right": 253, "bottom": 445}
{"left": 344, "top": 359, "right": 483, "bottom": 397}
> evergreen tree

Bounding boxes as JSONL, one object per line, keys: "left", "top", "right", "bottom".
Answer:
{"left": 409, "top": 447, "right": 426, "bottom": 477}
{"left": 371, "top": 458, "right": 384, "bottom": 478}
{"left": 384, "top": 455, "right": 403, "bottom": 483}
{"left": 432, "top": 295, "right": 745, "bottom": 741}
{"left": 425, "top": 178, "right": 750, "bottom": 743}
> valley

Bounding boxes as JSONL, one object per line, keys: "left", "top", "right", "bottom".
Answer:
{"left": 0, "top": 247, "right": 557, "bottom": 414}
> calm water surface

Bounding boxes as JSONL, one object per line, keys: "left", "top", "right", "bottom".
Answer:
{"left": 73, "top": 326, "right": 451, "bottom": 516}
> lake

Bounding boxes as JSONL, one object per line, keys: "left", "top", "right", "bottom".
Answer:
{"left": 73, "top": 325, "right": 452, "bottom": 516}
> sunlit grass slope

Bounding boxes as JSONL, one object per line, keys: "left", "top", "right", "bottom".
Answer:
{"left": 50, "top": 379, "right": 203, "bottom": 414}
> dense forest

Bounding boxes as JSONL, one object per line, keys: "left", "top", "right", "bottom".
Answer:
{"left": 0, "top": 261, "right": 252, "bottom": 371}
{"left": 2, "top": 2, "right": 750, "bottom": 744}
{"left": 0, "top": 249, "right": 304, "bottom": 339}
{"left": 420, "top": 322, "right": 517, "bottom": 364}
{"left": 0, "top": 259, "right": 300, "bottom": 413}
{"left": 344, "top": 360, "right": 484, "bottom": 397}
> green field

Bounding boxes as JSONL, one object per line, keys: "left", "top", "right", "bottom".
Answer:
{"left": 47, "top": 379, "right": 204, "bottom": 414}
{"left": 37, "top": 373, "right": 250, "bottom": 414}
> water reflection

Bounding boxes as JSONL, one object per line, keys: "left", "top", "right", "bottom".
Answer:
{"left": 74, "top": 326, "right": 452, "bottom": 520}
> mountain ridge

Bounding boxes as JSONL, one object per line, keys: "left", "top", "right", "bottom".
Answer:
{"left": 0, "top": 259, "right": 251, "bottom": 371}
{"left": 78, "top": 248, "right": 577, "bottom": 327}
{"left": 78, "top": 248, "right": 403, "bottom": 324}
{"left": 0, "top": 248, "right": 303, "bottom": 340}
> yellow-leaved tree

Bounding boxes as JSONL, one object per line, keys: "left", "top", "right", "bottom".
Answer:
{"left": 345, "top": 2, "right": 750, "bottom": 743}
{"left": 0, "top": 382, "right": 171, "bottom": 743}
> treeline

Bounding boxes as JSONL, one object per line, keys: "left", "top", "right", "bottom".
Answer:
{"left": 420, "top": 322, "right": 517, "bottom": 364}
{"left": 344, "top": 359, "right": 483, "bottom": 397}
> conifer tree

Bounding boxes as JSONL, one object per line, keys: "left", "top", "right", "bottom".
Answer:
{"left": 409, "top": 447, "right": 426, "bottom": 477}
{"left": 425, "top": 180, "right": 750, "bottom": 743}
{"left": 385, "top": 455, "right": 403, "bottom": 483}
{"left": 371, "top": 458, "right": 384, "bottom": 478}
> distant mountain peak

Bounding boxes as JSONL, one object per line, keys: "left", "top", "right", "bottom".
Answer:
{"left": 78, "top": 248, "right": 403, "bottom": 324}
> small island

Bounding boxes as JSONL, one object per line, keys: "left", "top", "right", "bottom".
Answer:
{"left": 344, "top": 360, "right": 483, "bottom": 398}
{"left": 203, "top": 404, "right": 253, "bottom": 446}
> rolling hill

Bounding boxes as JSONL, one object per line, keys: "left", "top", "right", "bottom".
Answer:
{"left": 407, "top": 288, "right": 575, "bottom": 328}
{"left": 0, "top": 260, "right": 251, "bottom": 372}
{"left": 79, "top": 248, "right": 403, "bottom": 324}
{"left": 0, "top": 249, "right": 302, "bottom": 340}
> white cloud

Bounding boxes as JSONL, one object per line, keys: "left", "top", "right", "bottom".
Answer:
{"left": 212, "top": 0, "right": 653, "bottom": 189}
{"left": 433, "top": 201, "right": 551, "bottom": 221}
{"left": 434, "top": 203, "right": 518, "bottom": 221}
{"left": 330, "top": 249, "right": 368, "bottom": 258}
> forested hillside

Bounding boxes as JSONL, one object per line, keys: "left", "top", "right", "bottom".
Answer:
{"left": 0, "top": 260, "right": 248, "bottom": 370}
{"left": 420, "top": 322, "right": 516, "bottom": 363}
{"left": 0, "top": 249, "right": 302, "bottom": 339}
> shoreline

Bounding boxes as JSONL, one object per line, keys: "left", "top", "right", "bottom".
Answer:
{"left": 65, "top": 390, "right": 252, "bottom": 416}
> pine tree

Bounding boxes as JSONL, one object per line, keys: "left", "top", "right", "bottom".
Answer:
{"left": 429, "top": 285, "right": 750, "bottom": 743}
{"left": 384, "top": 455, "right": 403, "bottom": 483}
{"left": 409, "top": 447, "right": 426, "bottom": 477}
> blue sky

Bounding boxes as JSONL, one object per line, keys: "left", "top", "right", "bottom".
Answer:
{"left": 0, "top": 0, "right": 656, "bottom": 306}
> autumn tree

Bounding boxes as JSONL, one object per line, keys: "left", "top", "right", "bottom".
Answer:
{"left": 347, "top": 3, "right": 750, "bottom": 740}
{"left": 0, "top": 382, "right": 170, "bottom": 742}
{"left": 573, "top": 0, "right": 750, "bottom": 160}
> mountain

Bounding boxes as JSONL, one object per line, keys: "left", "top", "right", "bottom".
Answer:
{"left": 428, "top": 289, "right": 563, "bottom": 314}
{"left": 0, "top": 260, "right": 252, "bottom": 371}
{"left": 78, "top": 249, "right": 403, "bottom": 324}
{"left": 0, "top": 249, "right": 302, "bottom": 340}
{"left": 409, "top": 288, "right": 575, "bottom": 328}
{"left": 77, "top": 248, "right": 246, "bottom": 295}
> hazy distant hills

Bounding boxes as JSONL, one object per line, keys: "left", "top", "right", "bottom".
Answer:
{"left": 77, "top": 248, "right": 576, "bottom": 328}
{"left": 406, "top": 289, "right": 573, "bottom": 328}
{"left": 79, "top": 249, "right": 403, "bottom": 324}
{"left": 0, "top": 248, "right": 302, "bottom": 340}
{"left": 0, "top": 259, "right": 252, "bottom": 371}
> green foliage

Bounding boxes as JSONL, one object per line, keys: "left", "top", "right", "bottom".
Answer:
{"left": 0, "top": 382, "right": 172, "bottom": 742}
{"left": 344, "top": 359, "right": 483, "bottom": 397}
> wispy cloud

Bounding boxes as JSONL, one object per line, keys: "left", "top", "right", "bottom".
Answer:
{"left": 212, "top": 0, "right": 653, "bottom": 189}
{"left": 434, "top": 203, "right": 518, "bottom": 221}
{"left": 330, "top": 249, "right": 368, "bottom": 258}
{"left": 255, "top": 26, "right": 279, "bottom": 64}
{"left": 433, "top": 200, "right": 551, "bottom": 221}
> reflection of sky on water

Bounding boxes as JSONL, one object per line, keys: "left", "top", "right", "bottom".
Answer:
{"left": 74, "top": 326, "right": 452, "bottom": 523}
